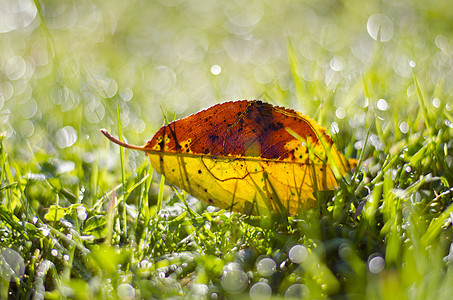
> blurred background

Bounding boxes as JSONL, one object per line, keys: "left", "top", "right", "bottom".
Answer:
{"left": 1, "top": 0, "right": 452, "bottom": 174}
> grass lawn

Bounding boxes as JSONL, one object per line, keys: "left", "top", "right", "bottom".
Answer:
{"left": 1, "top": 0, "right": 453, "bottom": 299}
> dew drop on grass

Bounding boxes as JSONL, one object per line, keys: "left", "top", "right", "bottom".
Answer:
{"left": 335, "top": 107, "right": 346, "bottom": 119}
{"left": 338, "top": 243, "right": 352, "bottom": 258}
{"left": 56, "top": 126, "right": 78, "bottom": 148}
{"left": 41, "top": 227, "right": 50, "bottom": 236}
{"left": 158, "top": 271, "right": 166, "bottom": 278}
{"left": 367, "top": 14, "right": 394, "bottom": 42}
{"left": 220, "top": 263, "right": 249, "bottom": 294}
{"left": 256, "top": 258, "right": 276, "bottom": 277}
{"left": 377, "top": 99, "right": 389, "bottom": 111}
{"left": 432, "top": 97, "right": 441, "bottom": 108}
{"left": 399, "top": 121, "right": 409, "bottom": 134}
{"left": 330, "top": 56, "right": 345, "bottom": 71}
{"left": 288, "top": 245, "right": 308, "bottom": 264}
{"left": 77, "top": 206, "right": 87, "bottom": 221}
{"left": 0, "top": 248, "right": 25, "bottom": 282}
{"left": 191, "top": 283, "right": 208, "bottom": 296}
{"left": 140, "top": 259, "right": 150, "bottom": 269}
{"left": 117, "top": 283, "right": 135, "bottom": 300}
{"left": 368, "top": 255, "right": 385, "bottom": 273}
{"left": 63, "top": 254, "right": 70, "bottom": 261}
{"left": 210, "top": 65, "right": 221, "bottom": 75}
{"left": 330, "top": 122, "right": 339, "bottom": 134}
{"left": 284, "top": 283, "right": 309, "bottom": 299}
{"left": 120, "top": 87, "right": 133, "bottom": 101}
{"left": 249, "top": 282, "right": 272, "bottom": 300}
{"left": 51, "top": 249, "right": 58, "bottom": 257}
{"left": 5, "top": 56, "right": 26, "bottom": 80}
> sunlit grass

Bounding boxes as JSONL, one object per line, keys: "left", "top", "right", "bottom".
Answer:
{"left": 1, "top": 0, "right": 453, "bottom": 298}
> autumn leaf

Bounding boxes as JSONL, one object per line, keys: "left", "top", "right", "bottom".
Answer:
{"left": 101, "top": 100, "right": 356, "bottom": 215}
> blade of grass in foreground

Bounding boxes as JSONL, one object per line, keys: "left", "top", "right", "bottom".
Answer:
{"left": 117, "top": 105, "right": 127, "bottom": 237}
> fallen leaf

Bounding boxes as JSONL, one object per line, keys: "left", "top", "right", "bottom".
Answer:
{"left": 101, "top": 100, "right": 355, "bottom": 215}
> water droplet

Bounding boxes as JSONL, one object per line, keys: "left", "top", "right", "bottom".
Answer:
{"left": 51, "top": 249, "right": 58, "bottom": 257}
{"left": 56, "top": 160, "right": 75, "bottom": 174}
{"left": 32, "top": 217, "right": 38, "bottom": 224}
{"left": 367, "top": 14, "right": 394, "bottom": 42}
{"left": 63, "top": 254, "right": 70, "bottom": 261}
{"left": 140, "top": 259, "right": 151, "bottom": 269}
{"left": 256, "top": 258, "right": 276, "bottom": 277}
{"left": 368, "top": 255, "right": 385, "bottom": 274}
{"left": 5, "top": 56, "right": 26, "bottom": 80}
{"left": 330, "top": 122, "right": 339, "bottom": 134}
{"left": 409, "top": 60, "right": 416, "bottom": 68}
{"left": 338, "top": 243, "right": 352, "bottom": 258}
{"left": 284, "top": 283, "right": 309, "bottom": 299}
{"left": 41, "top": 227, "right": 50, "bottom": 236}
{"left": 330, "top": 56, "right": 345, "bottom": 71}
{"left": 335, "top": 107, "right": 345, "bottom": 119}
{"left": 120, "top": 88, "right": 133, "bottom": 101}
{"left": 377, "top": 99, "right": 389, "bottom": 111}
{"left": 56, "top": 126, "right": 78, "bottom": 148}
{"left": 117, "top": 283, "right": 135, "bottom": 300}
{"left": 288, "top": 245, "right": 308, "bottom": 264}
{"left": 211, "top": 65, "right": 222, "bottom": 75}
{"left": 19, "top": 120, "right": 35, "bottom": 138}
{"left": 0, "top": 81, "right": 13, "bottom": 102}
{"left": 432, "top": 98, "right": 441, "bottom": 108}
{"left": 192, "top": 283, "right": 209, "bottom": 296}
{"left": 220, "top": 263, "right": 249, "bottom": 294}
{"left": 20, "top": 98, "right": 38, "bottom": 119}
{"left": 404, "top": 165, "right": 412, "bottom": 173}
{"left": 84, "top": 99, "right": 105, "bottom": 124}
{"left": 249, "top": 282, "right": 272, "bottom": 300}
{"left": 77, "top": 206, "right": 87, "bottom": 221}
{"left": 0, "top": 0, "right": 37, "bottom": 33}
{"left": 0, "top": 248, "right": 25, "bottom": 282}
{"left": 399, "top": 121, "right": 409, "bottom": 134}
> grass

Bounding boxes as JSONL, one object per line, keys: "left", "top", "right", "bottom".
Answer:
{"left": 1, "top": 0, "right": 453, "bottom": 299}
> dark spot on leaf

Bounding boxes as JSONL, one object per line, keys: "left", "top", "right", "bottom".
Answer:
{"left": 209, "top": 134, "right": 219, "bottom": 142}
{"left": 198, "top": 170, "right": 202, "bottom": 174}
